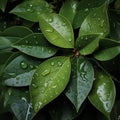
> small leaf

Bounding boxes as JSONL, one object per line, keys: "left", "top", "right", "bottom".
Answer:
{"left": 65, "top": 56, "right": 94, "bottom": 111}
{"left": 38, "top": 13, "right": 74, "bottom": 48}
{"left": 88, "top": 70, "right": 116, "bottom": 119}
{"left": 0, "top": 26, "right": 33, "bottom": 37}
{"left": 3, "top": 54, "right": 40, "bottom": 87}
{"left": 10, "top": 0, "right": 53, "bottom": 22}
{"left": 94, "top": 46, "right": 120, "bottom": 61}
{"left": 0, "top": 0, "right": 7, "bottom": 12}
{"left": 59, "top": 0, "right": 79, "bottom": 23}
{"left": 76, "top": 34, "right": 101, "bottom": 55}
{"left": 12, "top": 33, "right": 57, "bottom": 58}
{"left": 30, "top": 56, "right": 71, "bottom": 113}
{"left": 79, "top": 3, "right": 109, "bottom": 37}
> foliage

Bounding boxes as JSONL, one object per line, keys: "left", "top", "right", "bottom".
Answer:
{"left": 0, "top": 0, "right": 120, "bottom": 120}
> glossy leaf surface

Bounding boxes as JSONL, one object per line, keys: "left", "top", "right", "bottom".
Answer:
{"left": 79, "top": 3, "right": 109, "bottom": 37}
{"left": 12, "top": 33, "right": 57, "bottom": 58}
{"left": 38, "top": 13, "right": 74, "bottom": 48}
{"left": 3, "top": 54, "right": 40, "bottom": 87}
{"left": 30, "top": 56, "right": 71, "bottom": 112}
{"left": 65, "top": 57, "right": 94, "bottom": 111}
{"left": 76, "top": 34, "right": 100, "bottom": 55}
{"left": 88, "top": 70, "right": 116, "bottom": 119}
{"left": 59, "top": 0, "right": 79, "bottom": 23}
{"left": 10, "top": 0, "right": 53, "bottom": 22}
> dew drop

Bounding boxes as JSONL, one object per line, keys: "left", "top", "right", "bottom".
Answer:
{"left": 48, "top": 18, "right": 53, "bottom": 23}
{"left": 45, "top": 28, "right": 54, "bottom": 33}
{"left": 62, "top": 22, "right": 66, "bottom": 26}
{"left": 41, "top": 69, "right": 50, "bottom": 76}
{"left": 51, "top": 62, "right": 54, "bottom": 66}
{"left": 52, "top": 85, "right": 57, "bottom": 88}
{"left": 84, "top": 8, "right": 89, "bottom": 12}
{"left": 32, "top": 83, "right": 38, "bottom": 88}
{"left": 20, "top": 61, "right": 28, "bottom": 69}
{"left": 35, "top": 102, "right": 42, "bottom": 111}
{"left": 48, "top": 50, "right": 52, "bottom": 53}
{"left": 44, "top": 82, "right": 48, "bottom": 87}
{"left": 58, "top": 61, "right": 62, "bottom": 66}
{"left": 68, "top": 38, "right": 72, "bottom": 42}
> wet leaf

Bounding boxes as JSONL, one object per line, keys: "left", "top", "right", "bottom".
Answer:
{"left": 30, "top": 56, "right": 71, "bottom": 113}
{"left": 3, "top": 54, "right": 40, "bottom": 87}
{"left": 79, "top": 3, "right": 109, "bottom": 37}
{"left": 76, "top": 34, "right": 101, "bottom": 55}
{"left": 38, "top": 13, "right": 74, "bottom": 48}
{"left": 10, "top": 0, "right": 53, "bottom": 22}
{"left": 0, "top": 0, "right": 7, "bottom": 12}
{"left": 0, "top": 26, "right": 33, "bottom": 37}
{"left": 59, "top": 0, "right": 79, "bottom": 23}
{"left": 65, "top": 56, "right": 94, "bottom": 111}
{"left": 88, "top": 70, "right": 116, "bottom": 119}
{"left": 73, "top": 0, "right": 108, "bottom": 28}
{"left": 12, "top": 33, "right": 57, "bottom": 58}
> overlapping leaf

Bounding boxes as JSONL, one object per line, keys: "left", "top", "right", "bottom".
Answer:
{"left": 79, "top": 3, "right": 109, "bottom": 37}
{"left": 88, "top": 70, "right": 116, "bottom": 119}
{"left": 65, "top": 57, "right": 94, "bottom": 111}
{"left": 12, "top": 33, "right": 57, "bottom": 58}
{"left": 3, "top": 54, "right": 40, "bottom": 87}
{"left": 10, "top": 0, "right": 53, "bottom": 22}
{"left": 30, "top": 56, "right": 71, "bottom": 112}
{"left": 59, "top": 0, "right": 79, "bottom": 24}
{"left": 76, "top": 34, "right": 101, "bottom": 55}
{"left": 38, "top": 13, "right": 74, "bottom": 48}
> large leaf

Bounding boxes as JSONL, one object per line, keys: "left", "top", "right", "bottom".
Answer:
{"left": 30, "top": 56, "right": 71, "bottom": 113}
{"left": 65, "top": 56, "right": 94, "bottom": 111}
{"left": 38, "top": 13, "right": 74, "bottom": 48}
{"left": 76, "top": 34, "right": 101, "bottom": 55}
{"left": 88, "top": 70, "right": 116, "bottom": 119}
{"left": 10, "top": 0, "right": 53, "bottom": 22}
{"left": 59, "top": 0, "right": 79, "bottom": 24}
{"left": 0, "top": 0, "right": 7, "bottom": 12}
{"left": 73, "top": 0, "right": 109, "bottom": 28}
{"left": 79, "top": 3, "right": 109, "bottom": 37}
{"left": 3, "top": 54, "right": 40, "bottom": 87}
{"left": 12, "top": 33, "right": 57, "bottom": 58}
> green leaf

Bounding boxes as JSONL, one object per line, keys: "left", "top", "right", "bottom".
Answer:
{"left": 12, "top": 33, "right": 57, "bottom": 58}
{"left": 11, "top": 100, "right": 35, "bottom": 120}
{"left": 94, "top": 38, "right": 120, "bottom": 61}
{"left": 3, "top": 54, "right": 40, "bottom": 87}
{"left": 76, "top": 34, "right": 101, "bottom": 55}
{"left": 59, "top": 0, "right": 79, "bottom": 24}
{"left": 0, "top": 26, "right": 33, "bottom": 37}
{"left": 38, "top": 13, "right": 74, "bottom": 48}
{"left": 30, "top": 56, "right": 71, "bottom": 113}
{"left": 0, "top": 0, "right": 7, "bottom": 12}
{"left": 109, "top": 11, "right": 120, "bottom": 41}
{"left": 73, "top": 0, "right": 108, "bottom": 29}
{"left": 88, "top": 70, "right": 116, "bottom": 119}
{"left": 10, "top": 0, "right": 53, "bottom": 22}
{"left": 79, "top": 3, "right": 109, "bottom": 37}
{"left": 94, "top": 46, "right": 120, "bottom": 61}
{"left": 65, "top": 56, "right": 94, "bottom": 111}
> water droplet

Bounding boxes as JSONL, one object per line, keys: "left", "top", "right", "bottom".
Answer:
{"left": 48, "top": 50, "right": 52, "bottom": 53}
{"left": 30, "top": 65, "right": 34, "bottom": 69}
{"left": 20, "top": 61, "right": 28, "bottom": 69}
{"left": 44, "top": 82, "right": 48, "bottom": 87}
{"left": 33, "top": 35, "right": 37, "bottom": 38}
{"left": 62, "top": 22, "right": 66, "bottom": 26}
{"left": 29, "top": 4, "right": 33, "bottom": 7}
{"left": 48, "top": 18, "right": 53, "bottom": 23}
{"left": 51, "top": 62, "right": 54, "bottom": 66}
{"left": 68, "top": 38, "right": 72, "bottom": 42}
{"left": 52, "top": 85, "right": 57, "bottom": 88}
{"left": 45, "top": 28, "right": 54, "bottom": 33}
{"left": 32, "top": 83, "right": 38, "bottom": 88}
{"left": 58, "top": 62, "right": 62, "bottom": 66}
{"left": 41, "top": 69, "right": 50, "bottom": 76}
{"left": 21, "top": 97, "right": 27, "bottom": 102}
{"left": 84, "top": 8, "right": 89, "bottom": 12}
{"left": 35, "top": 41, "right": 38, "bottom": 45}
{"left": 8, "top": 89, "right": 12, "bottom": 96}
{"left": 35, "top": 102, "right": 42, "bottom": 111}
{"left": 8, "top": 73, "right": 16, "bottom": 76}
